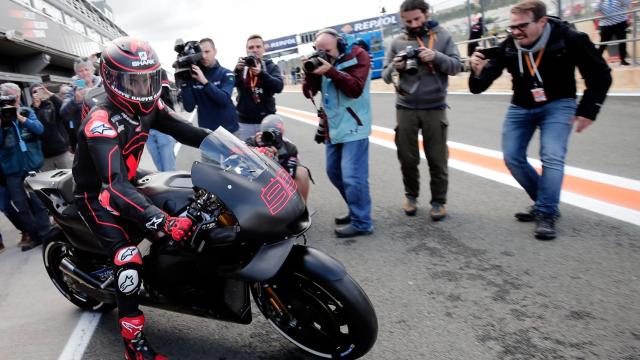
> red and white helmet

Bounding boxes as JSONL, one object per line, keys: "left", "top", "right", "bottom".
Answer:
{"left": 100, "top": 37, "right": 162, "bottom": 115}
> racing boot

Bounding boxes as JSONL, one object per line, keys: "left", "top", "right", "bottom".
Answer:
{"left": 120, "top": 314, "right": 168, "bottom": 360}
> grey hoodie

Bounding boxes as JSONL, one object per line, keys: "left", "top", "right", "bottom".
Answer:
{"left": 382, "top": 25, "right": 461, "bottom": 109}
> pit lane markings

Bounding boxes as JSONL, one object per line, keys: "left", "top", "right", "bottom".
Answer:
{"left": 277, "top": 105, "right": 640, "bottom": 226}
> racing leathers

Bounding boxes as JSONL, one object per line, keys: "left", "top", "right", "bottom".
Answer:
{"left": 72, "top": 98, "right": 209, "bottom": 322}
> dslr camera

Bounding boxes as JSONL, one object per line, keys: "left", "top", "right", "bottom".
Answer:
{"left": 243, "top": 55, "right": 259, "bottom": 68}
{"left": 303, "top": 50, "right": 330, "bottom": 72}
{"left": 396, "top": 46, "right": 423, "bottom": 75}
{"left": 261, "top": 127, "right": 283, "bottom": 148}
{"left": 1, "top": 95, "right": 27, "bottom": 126}
{"left": 172, "top": 39, "right": 203, "bottom": 87}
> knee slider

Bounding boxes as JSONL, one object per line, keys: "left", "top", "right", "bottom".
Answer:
{"left": 113, "top": 246, "right": 143, "bottom": 296}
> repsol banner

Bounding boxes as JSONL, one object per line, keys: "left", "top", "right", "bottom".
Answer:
{"left": 330, "top": 13, "right": 400, "bottom": 34}
{"left": 264, "top": 35, "right": 298, "bottom": 53}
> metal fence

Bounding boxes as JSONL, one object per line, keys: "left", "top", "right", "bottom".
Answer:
{"left": 456, "top": 7, "right": 639, "bottom": 65}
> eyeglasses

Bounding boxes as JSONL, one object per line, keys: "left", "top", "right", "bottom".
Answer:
{"left": 506, "top": 22, "right": 532, "bottom": 33}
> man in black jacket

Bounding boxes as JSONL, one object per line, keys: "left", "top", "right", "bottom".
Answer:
{"left": 30, "top": 83, "right": 73, "bottom": 170}
{"left": 234, "top": 34, "right": 284, "bottom": 140}
{"left": 469, "top": 0, "right": 611, "bottom": 240}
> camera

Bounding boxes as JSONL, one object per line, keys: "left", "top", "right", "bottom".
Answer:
{"left": 1, "top": 95, "right": 18, "bottom": 126}
{"left": 303, "top": 50, "right": 330, "bottom": 72}
{"left": 261, "top": 128, "right": 283, "bottom": 148}
{"left": 172, "top": 39, "right": 203, "bottom": 87}
{"left": 243, "top": 55, "right": 258, "bottom": 68}
{"left": 397, "top": 46, "right": 423, "bottom": 75}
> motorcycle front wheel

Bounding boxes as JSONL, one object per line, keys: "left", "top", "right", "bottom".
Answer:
{"left": 252, "top": 272, "right": 378, "bottom": 359}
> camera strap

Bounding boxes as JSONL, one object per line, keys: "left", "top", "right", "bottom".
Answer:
{"left": 305, "top": 89, "right": 330, "bottom": 143}
{"left": 416, "top": 33, "right": 437, "bottom": 74}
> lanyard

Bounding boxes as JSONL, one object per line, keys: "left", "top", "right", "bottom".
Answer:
{"left": 415, "top": 31, "right": 436, "bottom": 49}
{"left": 523, "top": 47, "right": 545, "bottom": 85}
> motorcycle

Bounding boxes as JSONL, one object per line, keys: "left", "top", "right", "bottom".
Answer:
{"left": 26, "top": 128, "right": 378, "bottom": 359}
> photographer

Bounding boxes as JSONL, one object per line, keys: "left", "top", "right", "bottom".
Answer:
{"left": 29, "top": 83, "right": 72, "bottom": 171}
{"left": 181, "top": 38, "right": 239, "bottom": 133}
{"left": 0, "top": 83, "right": 52, "bottom": 251}
{"left": 245, "top": 115, "right": 311, "bottom": 202}
{"left": 234, "top": 34, "right": 284, "bottom": 140}
{"left": 469, "top": 0, "right": 611, "bottom": 240}
{"left": 302, "top": 28, "right": 373, "bottom": 238}
{"left": 382, "top": 0, "right": 461, "bottom": 221}
{"left": 60, "top": 56, "right": 102, "bottom": 152}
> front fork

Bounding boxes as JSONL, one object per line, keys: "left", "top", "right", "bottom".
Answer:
{"left": 258, "top": 283, "right": 298, "bottom": 329}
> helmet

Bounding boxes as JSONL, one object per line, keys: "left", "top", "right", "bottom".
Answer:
{"left": 260, "top": 114, "right": 285, "bottom": 134}
{"left": 100, "top": 37, "right": 162, "bottom": 115}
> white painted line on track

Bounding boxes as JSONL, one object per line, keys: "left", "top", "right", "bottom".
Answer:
{"left": 58, "top": 311, "right": 102, "bottom": 360}
{"left": 278, "top": 106, "right": 640, "bottom": 226}
{"left": 281, "top": 89, "right": 640, "bottom": 96}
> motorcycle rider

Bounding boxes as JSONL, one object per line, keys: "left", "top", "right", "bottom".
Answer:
{"left": 73, "top": 37, "right": 210, "bottom": 359}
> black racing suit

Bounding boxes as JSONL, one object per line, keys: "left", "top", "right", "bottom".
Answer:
{"left": 72, "top": 98, "right": 209, "bottom": 318}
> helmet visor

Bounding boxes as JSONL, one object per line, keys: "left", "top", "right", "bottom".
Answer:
{"left": 104, "top": 66, "right": 162, "bottom": 102}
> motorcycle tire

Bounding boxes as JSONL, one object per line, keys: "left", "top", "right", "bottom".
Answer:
{"left": 43, "top": 239, "right": 115, "bottom": 313}
{"left": 252, "top": 272, "right": 378, "bottom": 359}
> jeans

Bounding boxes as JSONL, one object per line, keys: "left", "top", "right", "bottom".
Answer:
{"left": 0, "top": 185, "right": 24, "bottom": 232}
{"left": 502, "top": 98, "right": 576, "bottom": 216}
{"left": 237, "top": 123, "right": 262, "bottom": 142}
{"left": 5, "top": 173, "right": 51, "bottom": 242}
{"left": 146, "top": 130, "right": 176, "bottom": 172}
{"left": 326, "top": 138, "right": 373, "bottom": 231}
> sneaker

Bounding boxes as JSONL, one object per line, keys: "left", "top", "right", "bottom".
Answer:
{"left": 534, "top": 214, "right": 556, "bottom": 240}
{"left": 334, "top": 214, "right": 350, "bottom": 225}
{"left": 430, "top": 203, "right": 446, "bottom": 221}
{"left": 620, "top": 59, "right": 630, "bottom": 66}
{"left": 120, "top": 315, "right": 167, "bottom": 360}
{"left": 403, "top": 197, "right": 417, "bottom": 216}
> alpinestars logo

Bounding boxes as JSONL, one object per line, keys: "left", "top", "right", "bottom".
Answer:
{"left": 119, "top": 247, "right": 137, "bottom": 262}
{"left": 132, "top": 51, "right": 155, "bottom": 67}
{"left": 90, "top": 122, "right": 116, "bottom": 136}
{"left": 117, "top": 269, "right": 139, "bottom": 294}
{"left": 146, "top": 215, "right": 163, "bottom": 230}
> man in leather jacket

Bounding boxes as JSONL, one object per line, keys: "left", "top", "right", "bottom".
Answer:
{"left": 73, "top": 37, "right": 210, "bottom": 360}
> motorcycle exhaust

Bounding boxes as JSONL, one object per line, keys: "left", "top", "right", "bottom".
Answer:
{"left": 59, "top": 258, "right": 104, "bottom": 289}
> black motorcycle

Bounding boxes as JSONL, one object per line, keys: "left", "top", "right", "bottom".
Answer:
{"left": 26, "top": 128, "right": 378, "bottom": 359}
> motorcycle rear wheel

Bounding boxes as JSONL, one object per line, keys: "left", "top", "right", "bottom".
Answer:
{"left": 43, "top": 239, "right": 115, "bottom": 312}
{"left": 252, "top": 272, "right": 377, "bottom": 359}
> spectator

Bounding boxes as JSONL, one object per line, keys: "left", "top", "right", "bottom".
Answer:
{"left": 29, "top": 83, "right": 73, "bottom": 171}
{"left": 0, "top": 82, "right": 52, "bottom": 250}
{"left": 147, "top": 69, "right": 177, "bottom": 171}
{"left": 291, "top": 68, "right": 297, "bottom": 85}
{"left": 468, "top": 15, "right": 485, "bottom": 56}
{"left": 469, "top": 0, "right": 612, "bottom": 240}
{"left": 244, "top": 114, "right": 312, "bottom": 202}
{"left": 234, "top": 34, "right": 284, "bottom": 140}
{"left": 302, "top": 28, "right": 373, "bottom": 238}
{"left": 60, "top": 56, "right": 102, "bottom": 152}
{"left": 182, "top": 38, "right": 239, "bottom": 133}
{"left": 382, "top": 0, "right": 462, "bottom": 221}
{"left": 0, "top": 175, "right": 32, "bottom": 250}
{"left": 597, "top": 0, "right": 632, "bottom": 65}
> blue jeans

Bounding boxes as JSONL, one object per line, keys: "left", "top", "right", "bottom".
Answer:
{"left": 326, "top": 138, "right": 373, "bottom": 231}
{"left": 146, "top": 130, "right": 176, "bottom": 172}
{"left": 502, "top": 98, "right": 576, "bottom": 216}
{"left": 5, "top": 173, "right": 51, "bottom": 242}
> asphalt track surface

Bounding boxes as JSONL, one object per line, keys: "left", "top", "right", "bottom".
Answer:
{"left": 0, "top": 93, "right": 638, "bottom": 359}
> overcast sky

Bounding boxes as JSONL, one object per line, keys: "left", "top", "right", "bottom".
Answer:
{"left": 106, "top": 0, "right": 463, "bottom": 73}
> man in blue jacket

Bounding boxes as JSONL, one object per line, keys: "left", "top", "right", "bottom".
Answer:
{"left": 0, "top": 82, "right": 52, "bottom": 250}
{"left": 182, "top": 38, "right": 239, "bottom": 133}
